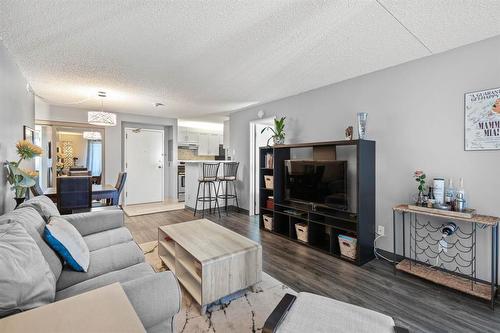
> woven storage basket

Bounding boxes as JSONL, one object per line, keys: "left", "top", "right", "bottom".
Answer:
{"left": 264, "top": 175, "right": 274, "bottom": 189}
{"left": 263, "top": 214, "right": 273, "bottom": 231}
{"left": 295, "top": 223, "right": 308, "bottom": 242}
{"left": 338, "top": 235, "right": 357, "bottom": 260}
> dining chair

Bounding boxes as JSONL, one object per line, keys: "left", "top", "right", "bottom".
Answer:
{"left": 114, "top": 172, "right": 127, "bottom": 205}
{"left": 56, "top": 176, "right": 92, "bottom": 214}
{"left": 91, "top": 174, "right": 102, "bottom": 185}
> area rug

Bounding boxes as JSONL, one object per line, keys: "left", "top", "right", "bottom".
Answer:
{"left": 139, "top": 241, "right": 296, "bottom": 333}
{"left": 124, "top": 201, "right": 185, "bottom": 217}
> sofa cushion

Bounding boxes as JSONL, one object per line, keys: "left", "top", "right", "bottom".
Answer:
{"left": 18, "top": 195, "right": 60, "bottom": 222}
{"left": 44, "top": 216, "right": 90, "bottom": 272}
{"left": 0, "top": 207, "right": 62, "bottom": 281}
{"left": 83, "top": 227, "right": 133, "bottom": 251}
{"left": 55, "top": 262, "right": 154, "bottom": 301}
{"left": 56, "top": 241, "right": 145, "bottom": 291}
{"left": 0, "top": 222, "right": 56, "bottom": 318}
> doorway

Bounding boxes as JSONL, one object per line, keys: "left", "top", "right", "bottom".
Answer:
{"left": 124, "top": 128, "right": 164, "bottom": 205}
{"left": 249, "top": 118, "right": 274, "bottom": 216}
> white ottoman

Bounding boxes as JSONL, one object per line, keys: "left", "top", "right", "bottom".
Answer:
{"left": 264, "top": 292, "right": 408, "bottom": 333}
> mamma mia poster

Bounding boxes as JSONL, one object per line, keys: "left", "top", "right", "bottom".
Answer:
{"left": 465, "top": 87, "right": 500, "bottom": 150}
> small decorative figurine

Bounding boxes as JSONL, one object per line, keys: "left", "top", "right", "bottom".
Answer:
{"left": 345, "top": 126, "right": 353, "bottom": 140}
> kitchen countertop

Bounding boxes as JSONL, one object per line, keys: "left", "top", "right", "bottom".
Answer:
{"left": 178, "top": 160, "right": 234, "bottom": 163}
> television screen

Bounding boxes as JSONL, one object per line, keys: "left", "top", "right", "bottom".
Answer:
{"left": 284, "top": 160, "right": 347, "bottom": 210}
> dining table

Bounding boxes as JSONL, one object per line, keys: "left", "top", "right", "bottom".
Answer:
{"left": 43, "top": 184, "right": 119, "bottom": 205}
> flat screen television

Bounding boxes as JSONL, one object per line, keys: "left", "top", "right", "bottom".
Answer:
{"left": 284, "top": 160, "right": 348, "bottom": 210}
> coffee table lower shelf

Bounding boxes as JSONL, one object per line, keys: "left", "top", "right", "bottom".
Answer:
{"left": 396, "top": 259, "right": 494, "bottom": 301}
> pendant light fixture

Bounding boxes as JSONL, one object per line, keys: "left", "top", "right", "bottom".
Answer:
{"left": 88, "top": 91, "right": 117, "bottom": 126}
{"left": 83, "top": 131, "right": 102, "bottom": 140}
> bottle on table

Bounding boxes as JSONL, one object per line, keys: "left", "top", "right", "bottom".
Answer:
{"left": 427, "top": 186, "right": 435, "bottom": 208}
{"left": 445, "top": 179, "right": 455, "bottom": 206}
{"left": 456, "top": 178, "right": 466, "bottom": 208}
{"left": 433, "top": 178, "right": 445, "bottom": 205}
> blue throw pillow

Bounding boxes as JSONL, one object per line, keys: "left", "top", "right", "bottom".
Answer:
{"left": 43, "top": 216, "right": 89, "bottom": 272}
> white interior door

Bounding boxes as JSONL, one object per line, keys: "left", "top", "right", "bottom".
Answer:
{"left": 249, "top": 118, "right": 274, "bottom": 216}
{"left": 124, "top": 128, "right": 164, "bottom": 205}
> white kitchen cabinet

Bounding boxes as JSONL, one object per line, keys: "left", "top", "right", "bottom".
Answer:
{"left": 208, "top": 134, "right": 220, "bottom": 155}
{"left": 178, "top": 127, "right": 189, "bottom": 143}
{"left": 187, "top": 130, "right": 199, "bottom": 143}
{"left": 198, "top": 133, "right": 209, "bottom": 155}
{"left": 223, "top": 120, "right": 230, "bottom": 148}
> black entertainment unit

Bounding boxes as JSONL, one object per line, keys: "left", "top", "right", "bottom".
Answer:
{"left": 259, "top": 140, "right": 376, "bottom": 265}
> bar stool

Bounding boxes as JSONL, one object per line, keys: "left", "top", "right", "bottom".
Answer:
{"left": 194, "top": 162, "right": 221, "bottom": 218}
{"left": 216, "top": 162, "right": 240, "bottom": 215}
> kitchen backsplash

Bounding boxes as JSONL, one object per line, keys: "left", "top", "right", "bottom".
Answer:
{"left": 178, "top": 148, "right": 216, "bottom": 160}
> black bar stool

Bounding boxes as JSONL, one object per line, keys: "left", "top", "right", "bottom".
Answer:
{"left": 194, "top": 163, "right": 221, "bottom": 218}
{"left": 216, "top": 162, "right": 240, "bottom": 215}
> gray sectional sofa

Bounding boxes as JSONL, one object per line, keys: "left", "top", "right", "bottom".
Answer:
{"left": 0, "top": 196, "right": 181, "bottom": 333}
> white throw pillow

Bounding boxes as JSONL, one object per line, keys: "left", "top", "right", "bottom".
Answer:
{"left": 44, "top": 216, "right": 90, "bottom": 272}
{"left": 0, "top": 222, "right": 56, "bottom": 318}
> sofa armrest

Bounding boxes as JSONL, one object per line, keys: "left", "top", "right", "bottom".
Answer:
{"left": 63, "top": 209, "right": 124, "bottom": 236}
{"left": 121, "top": 271, "right": 181, "bottom": 330}
{"left": 263, "top": 293, "right": 297, "bottom": 333}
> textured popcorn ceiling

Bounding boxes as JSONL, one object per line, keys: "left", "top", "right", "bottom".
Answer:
{"left": 1, "top": 0, "right": 499, "bottom": 118}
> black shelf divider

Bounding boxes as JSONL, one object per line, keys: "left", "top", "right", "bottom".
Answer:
{"left": 258, "top": 140, "right": 376, "bottom": 266}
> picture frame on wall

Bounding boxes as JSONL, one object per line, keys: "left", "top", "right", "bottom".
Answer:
{"left": 464, "top": 87, "right": 500, "bottom": 151}
{"left": 23, "top": 125, "right": 35, "bottom": 143}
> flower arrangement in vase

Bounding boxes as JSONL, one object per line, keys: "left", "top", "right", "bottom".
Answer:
{"left": 414, "top": 170, "right": 426, "bottom": 206}
{"left": 5, "top": 140, "right": 43, "bottom": 207}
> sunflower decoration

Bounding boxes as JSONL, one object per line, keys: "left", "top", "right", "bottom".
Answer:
{"left": 16, "top": 140, "right": 43, "bottom": 161}
{"left": 5, "top": 140, "right": 43, "bottom": 200}
{"left": 492, "top": 98, "right": 500, "bottom": 114}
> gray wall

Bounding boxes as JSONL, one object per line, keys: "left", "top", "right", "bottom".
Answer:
{"left": 229, "top": 35, "right": 500, "bottom": 283}
{"left": 35, "top": 104, "right": 178, "bottom": 200}
{"left": 0, "top": 42, "right": 35, "bottom": 214}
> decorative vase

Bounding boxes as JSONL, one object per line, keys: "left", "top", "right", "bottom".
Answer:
{"left": 357, "top": 112, "right": 368, "bottom": 139}
{"left": 14, "top": 197, "right": 25, "bottom": 208}
{"left": 416, "top": 191, "right": 424, "bottom": 206}
{"left": 273, "top": 136, "right": 285, "bottom": 145}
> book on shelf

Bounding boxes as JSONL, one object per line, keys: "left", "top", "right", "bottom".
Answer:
{"left": 265, "top": 153, "right": 274, "bottom": 169}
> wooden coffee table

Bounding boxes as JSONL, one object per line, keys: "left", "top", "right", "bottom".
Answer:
{"left": 158, "top": 219, "right": 262, "bottom": 313}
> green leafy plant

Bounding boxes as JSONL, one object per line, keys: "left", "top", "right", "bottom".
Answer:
{"left": 261, "top": 117, "right": 286, "bottom": 146}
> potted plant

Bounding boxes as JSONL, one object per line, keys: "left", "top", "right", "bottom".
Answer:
{"left": 261, "top": 116, "right": 286, "bottom": 146}
{"left": 5, "top": 140, "right": 43, "bottom": 207}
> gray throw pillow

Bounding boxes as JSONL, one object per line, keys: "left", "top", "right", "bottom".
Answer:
{"left": 0, "top": 222, "right": 56, "bottom": 318}
{"left": 18, "top": 195, "right": 60, "bottom": 222}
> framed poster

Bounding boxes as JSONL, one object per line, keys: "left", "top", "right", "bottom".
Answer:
{"left": 23, "top": 125, "right": 35, "bottom": 143}
{"left": 464, "top": 87, "right": 500, "bottom": 150}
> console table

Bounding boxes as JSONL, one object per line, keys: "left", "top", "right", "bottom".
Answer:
{"left": 393, "top": 204, "right": 499, "bottom": 309}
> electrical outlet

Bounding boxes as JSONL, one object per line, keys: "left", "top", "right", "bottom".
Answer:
{"left": 377, "top": 225, "right": 385, "bottom": 236}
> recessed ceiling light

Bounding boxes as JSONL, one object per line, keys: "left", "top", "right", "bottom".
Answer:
{"left": 154, "top": 102, "right": 165, "bottom": 107}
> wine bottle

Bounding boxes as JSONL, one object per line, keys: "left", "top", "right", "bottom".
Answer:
{"left": 457, "top": 178, "right": 466, "bottom": 208}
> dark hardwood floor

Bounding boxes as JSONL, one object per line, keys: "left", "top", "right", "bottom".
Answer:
{"left": 125, "top": 209, "right": 500, "bottom": 333}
